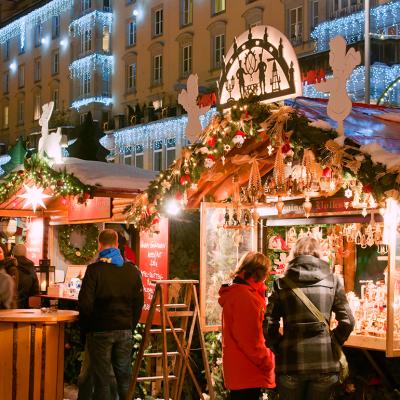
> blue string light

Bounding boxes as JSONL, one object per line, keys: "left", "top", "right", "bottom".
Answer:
{"left": 69, "top": 54, "right": 114, "bottom": 79}
{"left": 100, "top": 109, "right": 216, "bottom": 153}
{"left": 71, "top": 96, "right": 113, "bottom": 110}
{"left": 303, "top": 63, "right": 400, "bottom": 105}
{"left": 69, "top": 10, "right": 113, "bottom": 37}
{"left": 311, "top": 1, "right": 400, "bottom": 52}
{"left": 0, "top": 0, "right": 73, "bottom": 45}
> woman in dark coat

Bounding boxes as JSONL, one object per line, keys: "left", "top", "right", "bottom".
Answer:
{"left": 13, "top": 243, "right": 39, "bottom": 308}
{"left": 0, "top": 244, "right": 14, "bottom": 309}
{"left": 265, "top": 236, "right": 355, "bottom": 400}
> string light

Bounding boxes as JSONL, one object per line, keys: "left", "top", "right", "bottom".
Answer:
{"left": 100, "top": 109, "right": 215, "bottom": 153}
{"left": 69, "top": 10, "right": 113, "bottom": 37}
{"left": 69, "top": 54, "right": 114, "bottom": 79}
{"left": 0, "top": 0, "right": 73, "bottom": 45}
{"left": 311, "top": 1, "right": 400, "bottom": 52}
{"left": 378, "top": 76, "right": 400, "bottom": 105}
{"left": 303, "top": 63, "right": 400, "bottom": 105}
{"left": 71, "top": 96, "right": 113, "bottom": 110}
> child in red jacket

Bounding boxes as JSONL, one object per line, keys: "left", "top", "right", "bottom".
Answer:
{"left": 219, "top": 251, "right": 275, "bottom": 400}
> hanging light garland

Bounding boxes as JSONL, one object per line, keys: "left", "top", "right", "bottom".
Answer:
{"left": 69, "top": 54, "right": 114, "bottom": 79}
{"left": 69, "top": 10, "right": 113, "bottom": 37}
{"left": 71, "top": 96, "right": 113, "bottom": 110}
{"left": 0, "top": 0, "right": 73, "bottom": 45}
{"left": 311, "top": 1, "right": 400, "bottom": 52}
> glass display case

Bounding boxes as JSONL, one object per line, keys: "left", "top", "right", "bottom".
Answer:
{"left": 200, "top": 203, "right": 257, "bottom": 330}
{"left": 259, "top": 197, "right": 400, "bottom": 357}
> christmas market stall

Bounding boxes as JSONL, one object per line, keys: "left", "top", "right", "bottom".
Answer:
{"left": 124, "top": 25, "right": 400, "bottom": 363}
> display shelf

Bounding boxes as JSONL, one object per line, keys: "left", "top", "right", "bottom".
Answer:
{"left": 345, "top": 334, "right": 386, "bottom": 351}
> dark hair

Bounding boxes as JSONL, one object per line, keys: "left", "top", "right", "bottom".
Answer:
{"left": 232, "top": 251, "right": 270, "bottom": 282}
{"left": 98, "top": 229, "right": 118, "bottom": 247}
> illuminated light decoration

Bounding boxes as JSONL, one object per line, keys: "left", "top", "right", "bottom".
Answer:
{"left": 133, "top": 9, "right": 139, "bottom": 17}
{"left": 311, "top": 1, "right": 400, "bottom": 52}
{"left": 100, "top": 109, "right": 216, "bottom": 152}
{"left": 71, "top": 96, "right": 113, "bottom": 110}
{"left": 0, "top": 155, "right": 11, "bottom": 176}
{"left": 0, "top": 0, "right": 73, "bottom": 45}
{"left": 69, "top": 10, "right": 113, "bottom": 37}
{"left": 303, "top": 63, "right": 400, "bottom": 105}
{"left": 378, "top": 76, "right": 400, "bottom": 105}
{"left": 69, "top": 54, "right": 114, "bottom": 79}
{"left": 60, "top": 38, "right": 68, "bottom": 48}
{"left": 10, "top": 61, "right": 17, "bottom": 72}
{"left": 18, "top": 184, "right": 52, "bottom": 212}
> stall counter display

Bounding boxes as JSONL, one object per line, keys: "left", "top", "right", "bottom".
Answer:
{"left": 264, "top": 218, "right": 400, "bottom": 356}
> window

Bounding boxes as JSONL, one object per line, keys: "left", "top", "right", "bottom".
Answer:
{"left": 82, "top": 0, "right": 91, "bottom": 11}
{"left": 333, "top": 0, "right": 339, "bottom": 11}
{"left": 81, "top": 77, "right": 91, "bottom": 96}
{"left": 52, "top": 88, "right": 59, "bottom": 110}
{"left": 81, "top": 29, "right": 92, "bottom": 53}
{"left": 153, "top": 54, "right": 163, "bottom": 85}
{"left": 153, "top": 7, "right": 163, "bottom": 36}
{"left": 52, "top": 16, "right": 60, "bottom": 39}
{"left": 34, "top": 94, "right": 41, "bottom": 121}
{"left": 3, "top": 72, "right": 9, "bottom": 94}
{"left": 124, "top": 146, "right": 132, "bottom": 165}
{"left": 166, "top": 138, "right": 176, "bottom": 167}
{"left": 181, "top": 0, "right": 193, "bottom": 26}
{"left": 289, "top": 7, "right": 303, "bottom": 44}
{"left": 17, "top": 100, "right": 24, "bottom": 125}
{"left": 312, "top": 1, "right": 319, "bottom": 28}
{"left": 135, "top": 144, "right": 144, "bottom": 168}
{"left": 34, "top": 58, "right": 41, "bottom": 82}
{"left": 127, "top": 19, "right": 137, "bottom": 47}
{"left": 102, "top": 71, "right": 110, "bottom": 96}
{"left": 103, "top": 26, "right": 111, "bottom": 52}
{"left": 34, "top": 23, "right": 42, "bottom": 47}
{"left": 127, "top": 63, "right": 136, "bottom": 91}
{"left": 3, "top": 41, "right": 10, "bottom": 61}
{"left": 153, "top": 140, "right": 163, "bottom": 171}
{"left": 52, "top": 51, "right": 59, "bottom": 75}
{"left": 212, "top": 0, "right": 226, "bottom": 15}
{"left": 3, "top": 105, "right": 9, "bottom": 129}
{"left": 103, "top": 0, "right": 111, "bottom": 11}
{"left": 182, "top": 44, "right": 192, "bottom": 77}
{"left": 18, "top": 65, "right": 25, "bottom": 88}
{"left": 213, "top": 34, "right": 225, "bottom": 69}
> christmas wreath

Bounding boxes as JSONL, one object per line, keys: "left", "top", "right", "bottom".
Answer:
{"left": 58, "top": 224, "right": 99, "bottom": 264}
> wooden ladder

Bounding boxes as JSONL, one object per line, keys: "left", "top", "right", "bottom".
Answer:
{"left": 126, "top": 279, "right": 215, "bottom": 400}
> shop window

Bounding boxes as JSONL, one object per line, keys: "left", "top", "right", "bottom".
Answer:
{"left": 153, "top": 140, "right": 163, "bottom": 171}
{"left": 135, "top": 144, "right": 144, "bottom": 168}
{"left": 166, "top": 138, "right": 176, "bottom": 168}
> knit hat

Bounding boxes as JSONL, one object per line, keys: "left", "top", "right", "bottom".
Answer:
{"left": 13, "top": 243, "right": 27, "bottom": 257}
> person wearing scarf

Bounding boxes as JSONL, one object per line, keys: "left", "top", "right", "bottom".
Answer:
{"left": 218, "top": 251, "right": 275, "bottom": 400}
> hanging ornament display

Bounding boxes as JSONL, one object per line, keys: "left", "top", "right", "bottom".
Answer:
{"left": 18, "top": 184, "right": 52, "bottom": 212}
{"left": 247, "top": 159, "right": 262, "bottom": 203}
{"left": 273, "top": 147, "right": 286, "bottom": 193}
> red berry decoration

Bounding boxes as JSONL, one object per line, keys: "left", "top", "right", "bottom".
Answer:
{"left": 175, "top": 192, "right": 183, "bottom": 201}
{"left": 322, "top": 167, "right": 331, "bottom": 178}
{"left": 180, "top": 175, "right": 191, "bottom": 185}
{"left": 281, "top": 142, "right": 292, "bottom": 154}
{"left": 207, "top": 136, "right": 217, "bottom": 148}
{"left": 362, "top": 184, "right": 372, "bottom": 193}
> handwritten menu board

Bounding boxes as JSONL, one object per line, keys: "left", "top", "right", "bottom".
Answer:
{"left": 139, "top": 217, "right": 169, "bottom": 323}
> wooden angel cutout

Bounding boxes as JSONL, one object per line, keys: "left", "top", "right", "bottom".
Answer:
{"left": 38, "top": 101, "right": 62, "bottom": 163}
{"left": 315, "top": 36, "right": 361, "bottom": 143}
{"left": 178, "top": 74, "right": 211, "bottom": 142}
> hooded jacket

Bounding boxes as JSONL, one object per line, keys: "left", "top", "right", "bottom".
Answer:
{"left": 15, "top": 256, "right": 39, "bottom": 309}
{"left": 218, "top": 277, "right": 275, "bottom": 390}
{"left": 265, "top": 255, "right": 355, "bottom": 375}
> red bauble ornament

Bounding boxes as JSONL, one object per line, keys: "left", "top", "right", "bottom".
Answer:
{"left": 151, "top": 217, "right": 160, "bottom": 225}
{"left": 207, "top": 136, "right": 217, "bottom": 148}
{"left": 362, "top": 184, "right": 372, "bottom": 193}
{"left": 180, "top": 175, "right": 191, "bottom": 185}
{"left": 322, "top": 167, "right": 331, "bottom": 178}
{"left": 281, "top": 142, "right": 292, "bottom": 154}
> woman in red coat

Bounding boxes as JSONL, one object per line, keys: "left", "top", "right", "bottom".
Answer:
{"left": 218, "top": 251, "right": 275, "bottom": 400}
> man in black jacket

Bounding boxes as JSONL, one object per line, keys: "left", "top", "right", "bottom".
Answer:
{"left": 78, "top": 229, "right": 144, "bottom": 400}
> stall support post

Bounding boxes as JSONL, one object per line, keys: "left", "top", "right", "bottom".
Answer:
{"left": 42, "top": 218, "right": 50, "bottom": 260}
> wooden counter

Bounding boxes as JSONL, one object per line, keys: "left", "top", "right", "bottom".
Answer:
{"left": 0, "top": 309, "right": 78, "bottom": 400}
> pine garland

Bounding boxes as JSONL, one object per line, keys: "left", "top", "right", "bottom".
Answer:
{"left": 125, "top": 97, "right": 400, "bottom": 230}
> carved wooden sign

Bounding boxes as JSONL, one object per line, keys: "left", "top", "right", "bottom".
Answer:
{"left": 218, "top": 25, "right": 302, "bottom": 108}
